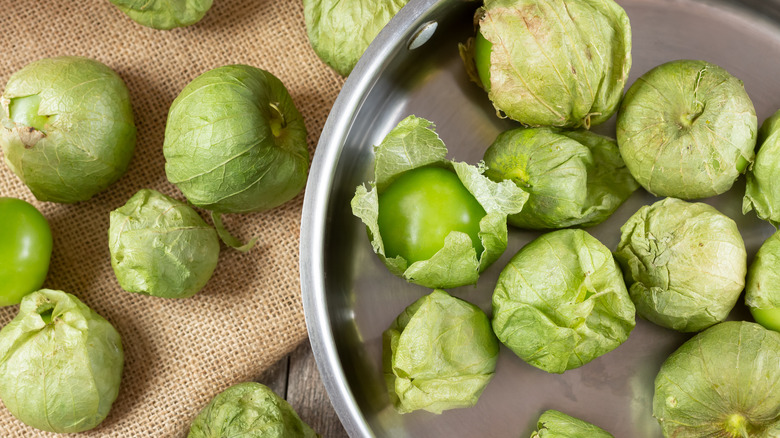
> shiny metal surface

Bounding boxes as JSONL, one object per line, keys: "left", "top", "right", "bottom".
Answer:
{"left": 300, "top": 0, "right": 780, "bottom": 436}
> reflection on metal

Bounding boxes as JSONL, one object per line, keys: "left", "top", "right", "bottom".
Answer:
{"left": 300, "top": 0, "right": 780, "bottom": 437}
{"left": 408, "top": 21, "right": 438, "bottom": 50}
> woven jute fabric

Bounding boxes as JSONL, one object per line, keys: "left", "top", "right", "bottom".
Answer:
{"left": 0, "top": 1, "right": 344, "bottom": 436}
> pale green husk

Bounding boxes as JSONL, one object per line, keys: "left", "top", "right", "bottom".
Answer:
{"left": 188, "top": 382, "right": 320, "bottom": 438}
{"left": 303, "top": 0, "right": 409, "bottom": 76}
{"left": 383, "top": 290, "right": 498, "bottom": 414}
{"left": 746, "top": 231, "right": 780, "bottom": 310}
{"left": 617, "top": 60, "right": 757, "bottom": 199}
{"left": 164, "top": 64, "right": 309, "bottom": 215}
{"left": 0, "top": 290, "right": 124, "bottom": 433}
{"left": 654, "top": 321, "right": 780, "bottom": 437}
{"left": 471, "top": 0, "right": 631, "bottom": 128}
{"left": 744, "top": 109, "right": 780, "bottom": 226}
{"left": 492, "top": 229, "right": 635, "bottom": 374}
{"left": 351, "top": 115, "right": 527, "bottom": 289}
{"left": 531, "top": 410, "right": 614, "bottom": 438}
{"left": 484, "top": 127, "right": 638, "bottom": 229}
{"left": 614, "top": 198, "right": 746, "bottom": 332}
{"left": 109, "top": 189, "right": 219, "bottom": 299}
{"left": 0, "top": 56, "right": 136, "bottom": 203}
{"left": 109, "top": 0, "right": 213, "bottom": 29}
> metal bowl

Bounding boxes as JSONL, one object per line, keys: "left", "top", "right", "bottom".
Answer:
{"left": 300, "top": 0, "right": 780, "bottom": 436}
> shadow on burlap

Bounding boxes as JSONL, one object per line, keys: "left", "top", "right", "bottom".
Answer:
{"left": 0, "top": 0, "right": 345, "bottom": 436}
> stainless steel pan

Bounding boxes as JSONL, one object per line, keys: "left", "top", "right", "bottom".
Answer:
{"left": 301, "top": 0, "right": 780, "bottom": 436}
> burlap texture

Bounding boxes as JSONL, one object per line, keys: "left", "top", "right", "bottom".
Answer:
{"left": 0, "top": 1, "right": 344, "bottom": 436}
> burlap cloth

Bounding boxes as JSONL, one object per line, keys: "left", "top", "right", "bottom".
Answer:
{"left": 0, "top": 1, "right": 344, "bottom": 436}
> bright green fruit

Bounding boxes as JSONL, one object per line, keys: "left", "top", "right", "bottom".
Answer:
{"left": 0, "top": 197, "right": 52, "bottom": 306}
{"left": 378, "top": 167, "right": 486, "bottom": 264}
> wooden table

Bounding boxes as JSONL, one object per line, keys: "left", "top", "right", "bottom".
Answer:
{"left": 258, "top": 341, "right": 349, "bottom": 437}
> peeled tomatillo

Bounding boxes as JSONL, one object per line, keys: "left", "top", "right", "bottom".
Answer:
{"left": 0, "top": 197, "right": 52, "bottom": 306}
{"left": 377, "top": 167, "right": 486, "bottom": 264}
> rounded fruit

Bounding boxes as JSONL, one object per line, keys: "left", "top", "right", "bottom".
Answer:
{"left": 109, "top": 0, "right": 213, "bottom": 30}
{"left": 351, "top": 115, "right": 526, "bottom": 290}
{"left": 384, "top": 289, "right": 498, "bottom": 414}
{"left": 0, "top": 289, "right": 124, "bottom": 433}
{"left": 617, "top": 60, "right": 757, "bottom": 199}
{"left": 377, "top": 166, "right": 486, "bottom": 264}
{"left": 0, "top": 197, "right": 52, "bottom": 306}
{"left": 187, "top": 382, "right": 318, "bottom": 437}
{"left": 472, "top": 0, "right": 631, "bottom": 128}
{"left": 0, "top": 56, "right": 136, "bottom": 203}
{"left": 492, "top": 229, "right": 635, "bottom": 374}
{"left": 303, "top": 0, "right": 409, "bottom": 76}
{"left": 615, "top": 198, "right": 746, "bottom": 332}
{"left": 109, "top": 189, "right": 220, "bottom": 299}
{"left": 745, "top": 230, "right": 780, "bottom": 332}
{"left": 744, "top": 108, "right": 780, "bottom": 226}
{"left": 164, "top": 64, "right": 309, "bottom": 214}
{"left": 532, "top": 410, "right": 613, "bottom": 438}
{"left": 654, "top": 321, "right": 780, "bottom": 437}
{"left": 483, "top": 127, "right": 638, "bottom": 229}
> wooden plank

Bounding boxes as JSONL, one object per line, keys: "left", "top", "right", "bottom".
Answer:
{"left": 287, "top": 342, "right": 349, "bottom": 438}
{"left": 257, "top": 354, "right": 289, "bottom": 400}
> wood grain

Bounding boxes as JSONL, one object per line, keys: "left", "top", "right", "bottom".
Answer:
{"left": 256, "top": 354, "right": 289, "bottom": 401}
{"left": 258, "top": 341, "right": 349, "bottom": 438}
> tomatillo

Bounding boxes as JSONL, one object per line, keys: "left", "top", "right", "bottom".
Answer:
{"left": 462, "top": 0, "right": 632, "bottom": 128}
{"left": 745, "top": 230, "right": 780, "bottom": 332}
{"left": 0, "top": 197, "right": 52, "bottom": 306}
{"left": 378, "top": 167, "right": 487, "bottom": 265}
{"left": 351, "top": 115, "right": 527, "bottom": 289}
{"left": 752, "top": 307, "right": 780, "bottom": 332}
{"left": 474, "top": 31, "right": 492, "bottom": 92}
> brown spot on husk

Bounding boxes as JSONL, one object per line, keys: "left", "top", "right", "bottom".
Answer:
{"left": 16, "top": 125, "right": 45, "bottom": 148}
{"left": 519, "top": 4, "right": 543, "bottom": 36}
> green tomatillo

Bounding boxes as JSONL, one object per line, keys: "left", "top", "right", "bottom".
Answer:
{"left": 654, "top": 322, "right": 780, "bottom": 437}
{"left": 303, "top": 0, "right": 409, "bottom": 76}
{"left": 188, "top": 382, "right": 319, "bottom": 438}
{"left": 352, "top": 115, "right": 526, "bottom": 289}
{"left": 164, "top": 64, "right": 309, "bottom": 251}
{"left": 614, "top": 198, "right": 746, "bottom": 332}
{"left": 0, "top": 197, "right": 52, "bottom": 306}
{"left": 0, "top": 289, "right": 124, "bottom": 433}
{"left": 109, "top": 189, "right": 220, "bottom": 299}
{"left": 491, "top": 229, "right": 635, "bottom": 374}
{"left": 384, "top": 290, "right": 498, "bottom": 414}
{"left": 483, "top": 127, "right": 638, "bottom": 229}
{"left": 109, "top": 0, "right": 213, "bottom": 30}
{"left": 617, "top": 60, "right": 757, "bottom": 199}
{"left": 462, "top": 0, "right": 632, "bottom": 128}
{"left": 745, "top": 231, "right": 780, "bottom": 332}
{"left": 0, "top": 56, "right": 137, "bottom": 203}
{"left": 532, "top": 410, "right": 614, "bottom": 438}
{"left": 378, "top": 166, "right": 486, "bottom": 264}
{"left": 744, "top": 108, "right": 780, "bottom": 226}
